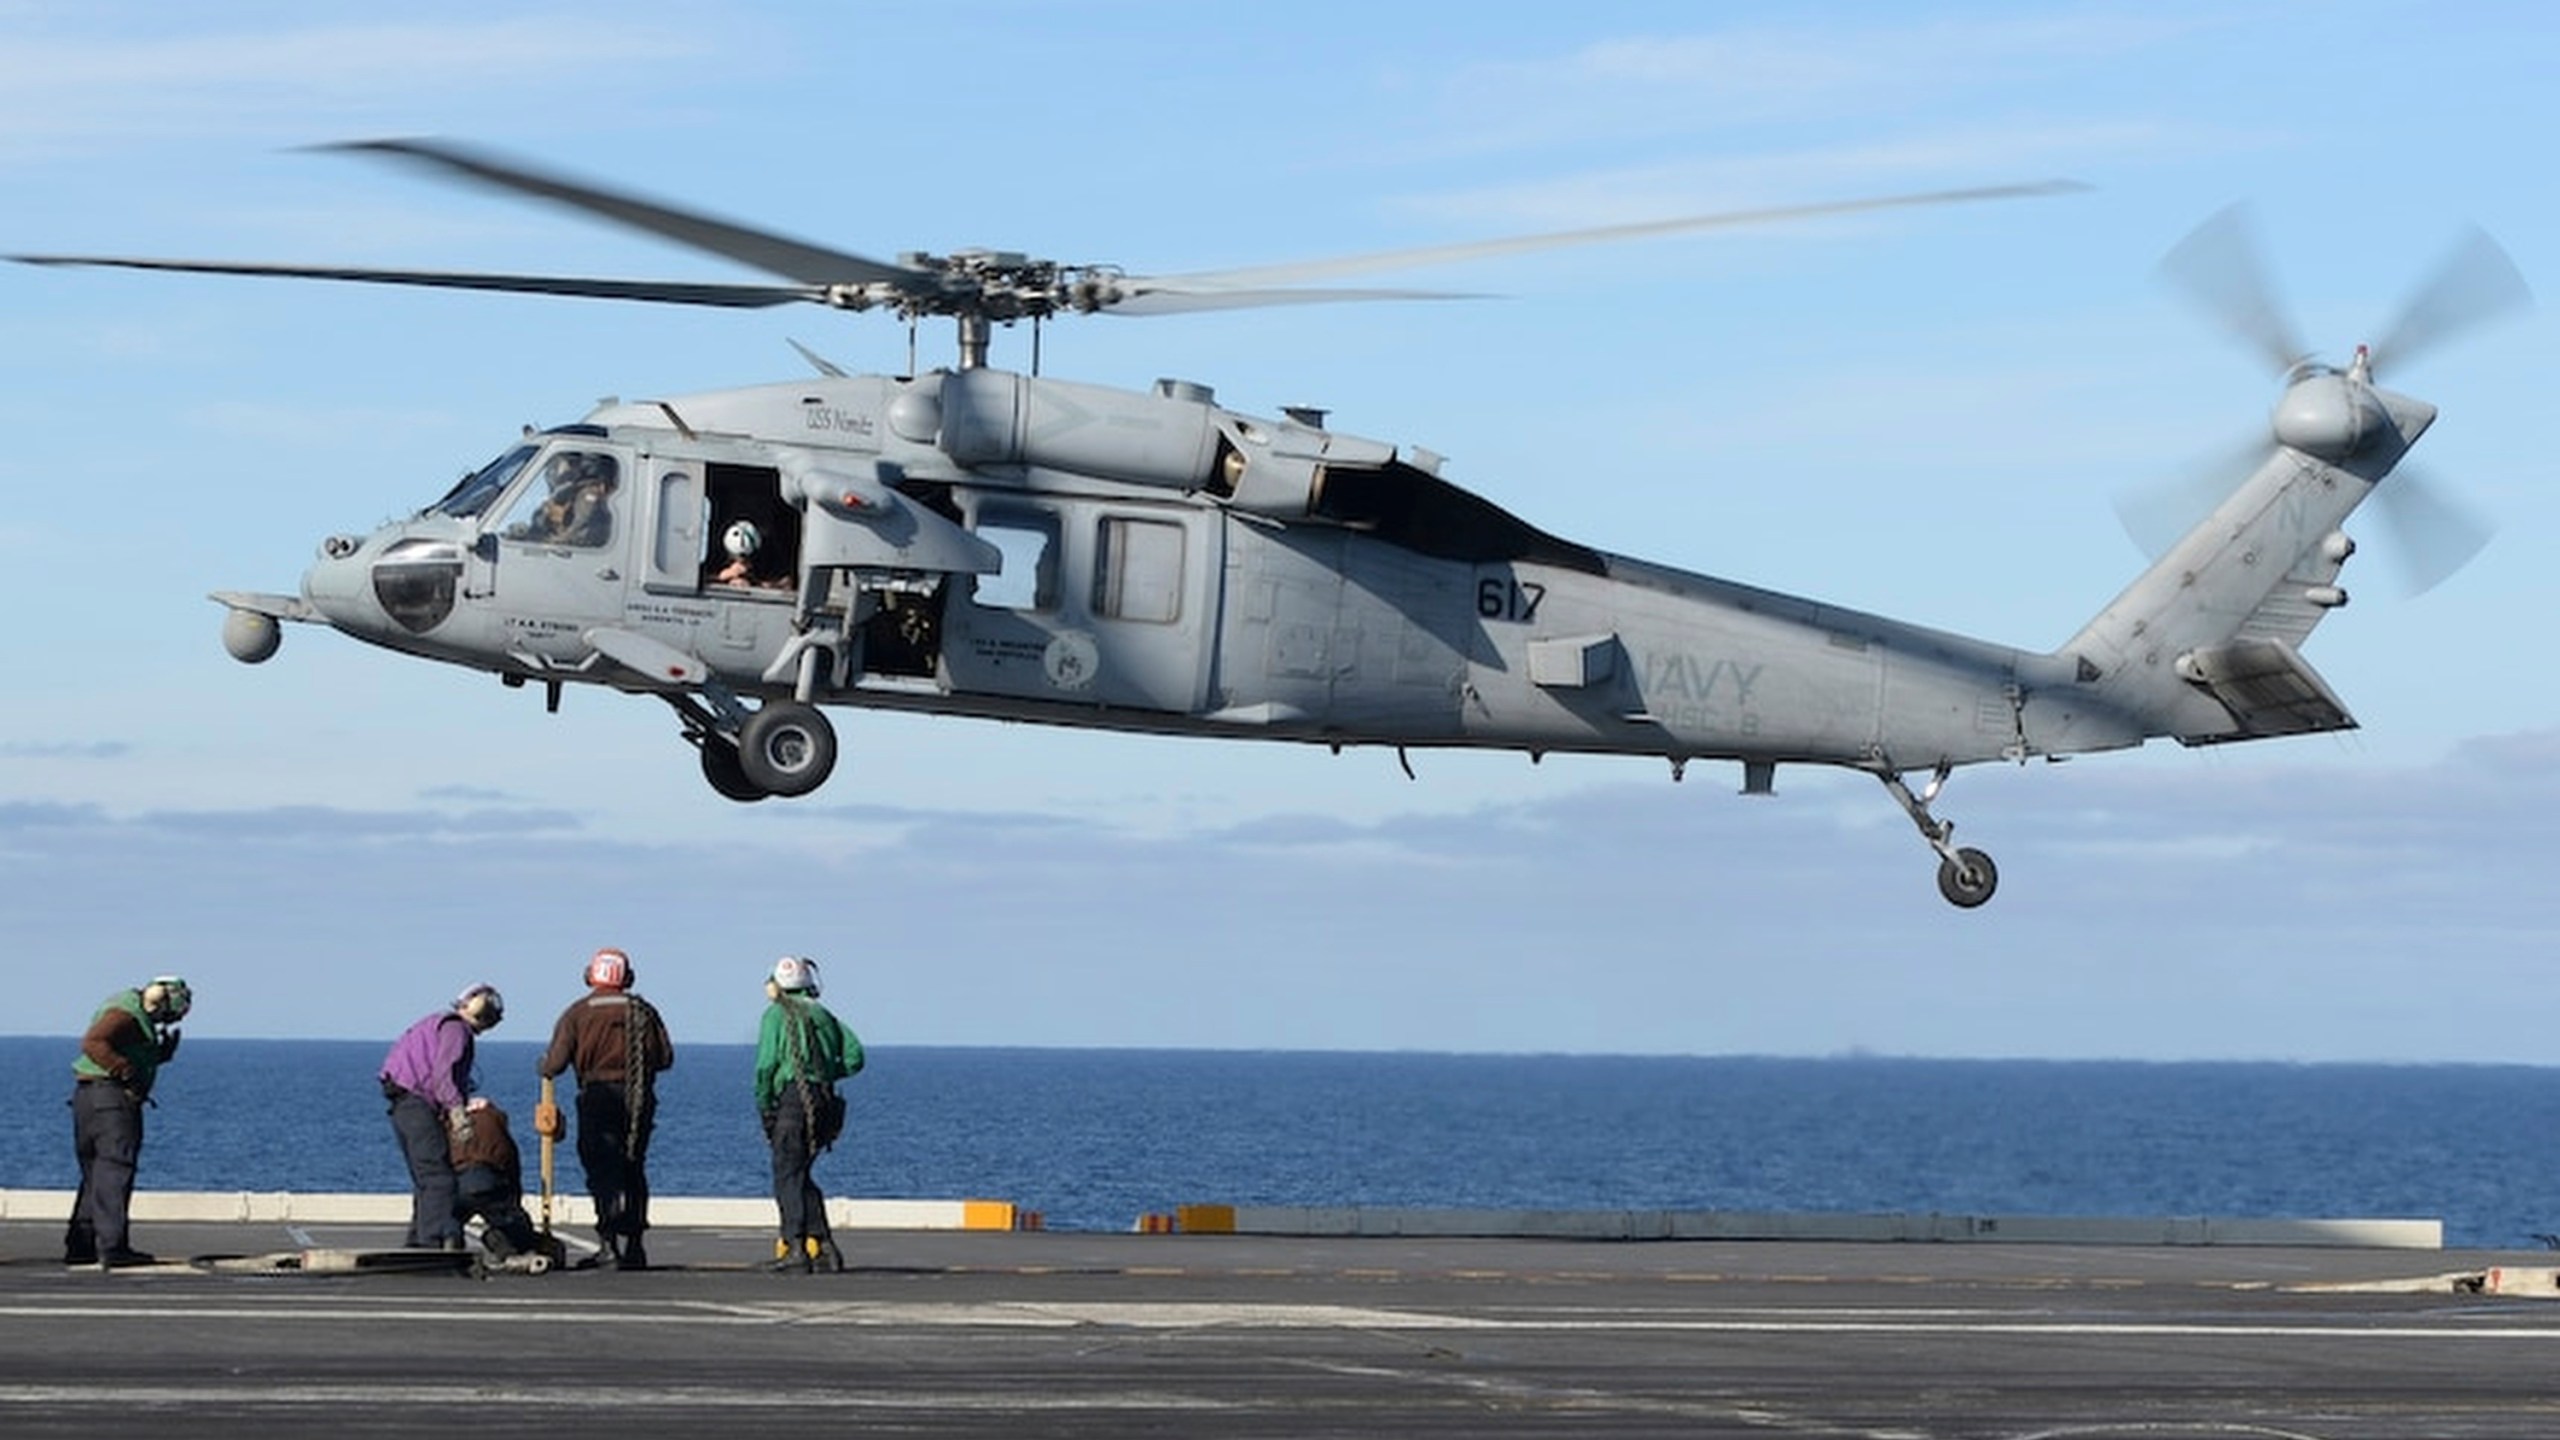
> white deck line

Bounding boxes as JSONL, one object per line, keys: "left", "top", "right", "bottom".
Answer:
{"left": 0, "top": 1190, "right": 2445, "bottom": 1246}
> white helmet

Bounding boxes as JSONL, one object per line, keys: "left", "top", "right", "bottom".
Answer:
{"left": 455, "top": 983, "right": 505, "bottom": 1031}
{"left": 143, "top": 976, "right": 192, "bottom": 1022}
{"left": 771, "top": 955, "right": 821, "bottom": 996}
{"left": 722, "top": 520, "right": 762, "bottom": 559}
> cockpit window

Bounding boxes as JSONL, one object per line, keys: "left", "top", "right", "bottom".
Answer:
{"left": 499, "top": 450, "right": 622, "bottom": 549}
{"left": 430, "top": 443, "right": 538, "bottom": 519}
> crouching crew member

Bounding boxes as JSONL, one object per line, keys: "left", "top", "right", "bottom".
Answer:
{"left": 754, "top": 956, "right": 864, "bottom": 1274}
{"left": 537, "top": 946, "right": 675, "bottom": 1270}
{"left": 66, "top": 976, "right": 192, "bottom": 1269}
{"left": 449, "top": 1095, "right": 556, "bottom": 1265}
{"left": 379, "top": 984, "right": 504, "bottom": 1250}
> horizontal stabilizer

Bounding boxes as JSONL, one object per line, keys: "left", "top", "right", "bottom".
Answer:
{"left": 2174, "top": 638, "right": 2357, "bottom": 745}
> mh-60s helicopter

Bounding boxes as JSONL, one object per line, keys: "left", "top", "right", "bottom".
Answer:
{"left": 13, "top": 142, "right": 2529, "bottom": 906}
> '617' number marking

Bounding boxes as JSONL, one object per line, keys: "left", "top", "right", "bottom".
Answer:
{"left": 1478, "top": 577, "right": 1545, "bottom": 623}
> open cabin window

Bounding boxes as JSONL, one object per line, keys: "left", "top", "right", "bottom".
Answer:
{"left": 1092, "top": 516, "right": 1184, "bottom": 623}
{"left": 701, "top": 462, "right": 799, "bottom": 592}
{"left": 971, "top": 508, "right": 1059, "bottom": 611}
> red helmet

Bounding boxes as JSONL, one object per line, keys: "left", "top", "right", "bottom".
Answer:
{"left": 585, "top": 947, "right": 634, "bottom": 990}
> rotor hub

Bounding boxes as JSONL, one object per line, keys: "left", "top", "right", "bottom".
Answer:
{"left": 2272, "top": 366, "right": 2389, "bottom": 460}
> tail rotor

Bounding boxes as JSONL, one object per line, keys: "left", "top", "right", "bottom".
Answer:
{"left": 2125, "top": 204, "right": 2531, "bottom": 595}
{"left": 2370, "top": 224, "right": 2535, "bottom": 375}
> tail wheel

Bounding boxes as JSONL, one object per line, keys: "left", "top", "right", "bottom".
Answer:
{"left": 699, "top": 738, "right": 769, "bottom": 803}
{"left": 738, "top": 702, "right": 838, "bottom": 797}
{"left": 1936, "top": 847, "right": 1998, "bottom": 908}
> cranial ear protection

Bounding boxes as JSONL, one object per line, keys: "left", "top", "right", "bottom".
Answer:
{"left": 585, "top": 947, "right": 634, "bottom": 990}
{"left": 143, "top": 975, "right": 192, "bottom": 1022}
{"left": 455, "top": 984, "right": 505, "bottom": 1030}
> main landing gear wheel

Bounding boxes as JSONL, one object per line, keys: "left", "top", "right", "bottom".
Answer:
{"left": 700, "top": 738, "right": 769, "bottom": 803}
{"left": 738, "top": 701, "right": 838, "bottom": 797}
{"left": 1935, "top": 846, "right": 1999, "bottom": 909}
{"left": 1878, "top": 763, "right": 2001, "bottom": 909}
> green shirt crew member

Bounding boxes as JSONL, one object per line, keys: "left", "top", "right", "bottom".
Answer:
{"left": 67, "top": 976, "right": 192, "bottom": 1269}
{"left": 754, "top": 955, "right": 863, "bottom": 1273}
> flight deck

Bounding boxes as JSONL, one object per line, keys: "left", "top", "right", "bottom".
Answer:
{"left": 5, "top": 1210, "right": 2558, "bottom": 1438}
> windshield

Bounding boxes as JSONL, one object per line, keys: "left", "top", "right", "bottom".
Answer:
{"left": 428, "top": 443, "right": 538, "bottom": 519}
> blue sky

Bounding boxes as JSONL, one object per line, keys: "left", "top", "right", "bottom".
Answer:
{"left": 2, "top": 1, "right": 2553, "bottom": 1057}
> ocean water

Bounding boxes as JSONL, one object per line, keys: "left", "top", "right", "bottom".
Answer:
{"left": 4, "top": 1039, "right": 2555, "bottom": 1247}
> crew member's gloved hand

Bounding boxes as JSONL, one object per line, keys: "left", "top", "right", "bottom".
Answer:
{"left": 447, "top": 1105, "right": 475, "bottom": 1143}
{"left": 534, "top": 1100, "right": 564, "bottom": 1140}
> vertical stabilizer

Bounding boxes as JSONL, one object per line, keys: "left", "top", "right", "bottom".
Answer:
{"left": 2060, "top": 371, "right": 2433, "bottom": 745}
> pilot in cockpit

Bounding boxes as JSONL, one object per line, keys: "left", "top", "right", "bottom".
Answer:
{"left": 517, "top": 453, "right": 618, "bottom": 547}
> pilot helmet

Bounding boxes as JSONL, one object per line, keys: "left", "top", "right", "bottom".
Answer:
{"left": 723, "top": 520, "right": 762, "bottom": 559}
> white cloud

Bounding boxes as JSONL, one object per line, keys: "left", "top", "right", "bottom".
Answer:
{"left": 12, "top": 730, "right": 2557, "bottom": 1058}
{"left": 0, "top": 10, "right": 715, "bottom": 163}
{"left": 1395, "top": 11, "right": 2213, "bottom": 163}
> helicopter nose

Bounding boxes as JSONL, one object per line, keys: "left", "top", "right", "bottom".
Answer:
{"left": 303, "top": 530, "right": 466, "bottom": 636}
{"left": 301, "top": 535, "right": 376, "bottom": 629}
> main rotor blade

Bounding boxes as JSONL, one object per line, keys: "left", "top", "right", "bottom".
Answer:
{"left": 2158, "top": 203, "right": 2305, "bottom": 376}
{"left": 2370, "top": 225, "right": 2535, "bottom": 374}
{"left": 9, "top": 254, "right": 820, "bottom": 309}
{"left": 1120, "top": 181, "right": 2086, "bottom": 295}
{"left": 324, "top": 138, "right": 932, "bottom": 293}
{"left": 1105, "top": 285, "right": 1483, "bottom": 316}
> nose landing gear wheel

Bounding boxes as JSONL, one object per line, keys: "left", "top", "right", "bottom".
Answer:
{"left": 1936, "top": 847, "right": 1998, "bottom": 908}
{"left": 738, "top": 701, "right": 838, "bottom": 797}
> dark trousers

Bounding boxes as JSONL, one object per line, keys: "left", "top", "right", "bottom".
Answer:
{"left": 456, "top": 1164, "right": 540, "bottom": 1257}
{"left": 66, "top": 1081, "right": 143, "bottom": 1258}
{"left": 575, "top": 1081, "right": 655, "bottom": 1241}
{"left": 387, "top": 1091, "right": 460, "bottom": 1247}
{"left": 768, "top": 1096, "right": 832, "bottom": 1245}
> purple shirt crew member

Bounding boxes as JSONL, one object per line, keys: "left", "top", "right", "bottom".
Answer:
{"left": 378, "top": 985, "right": 505, "bottom": 1249}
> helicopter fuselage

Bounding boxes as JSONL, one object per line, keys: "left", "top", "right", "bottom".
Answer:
{"left": 216, "top": 356, "right": 2423, "bottom": 908}
{"left": 271, "top": 370, "right": 2152, "bottom": 778}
